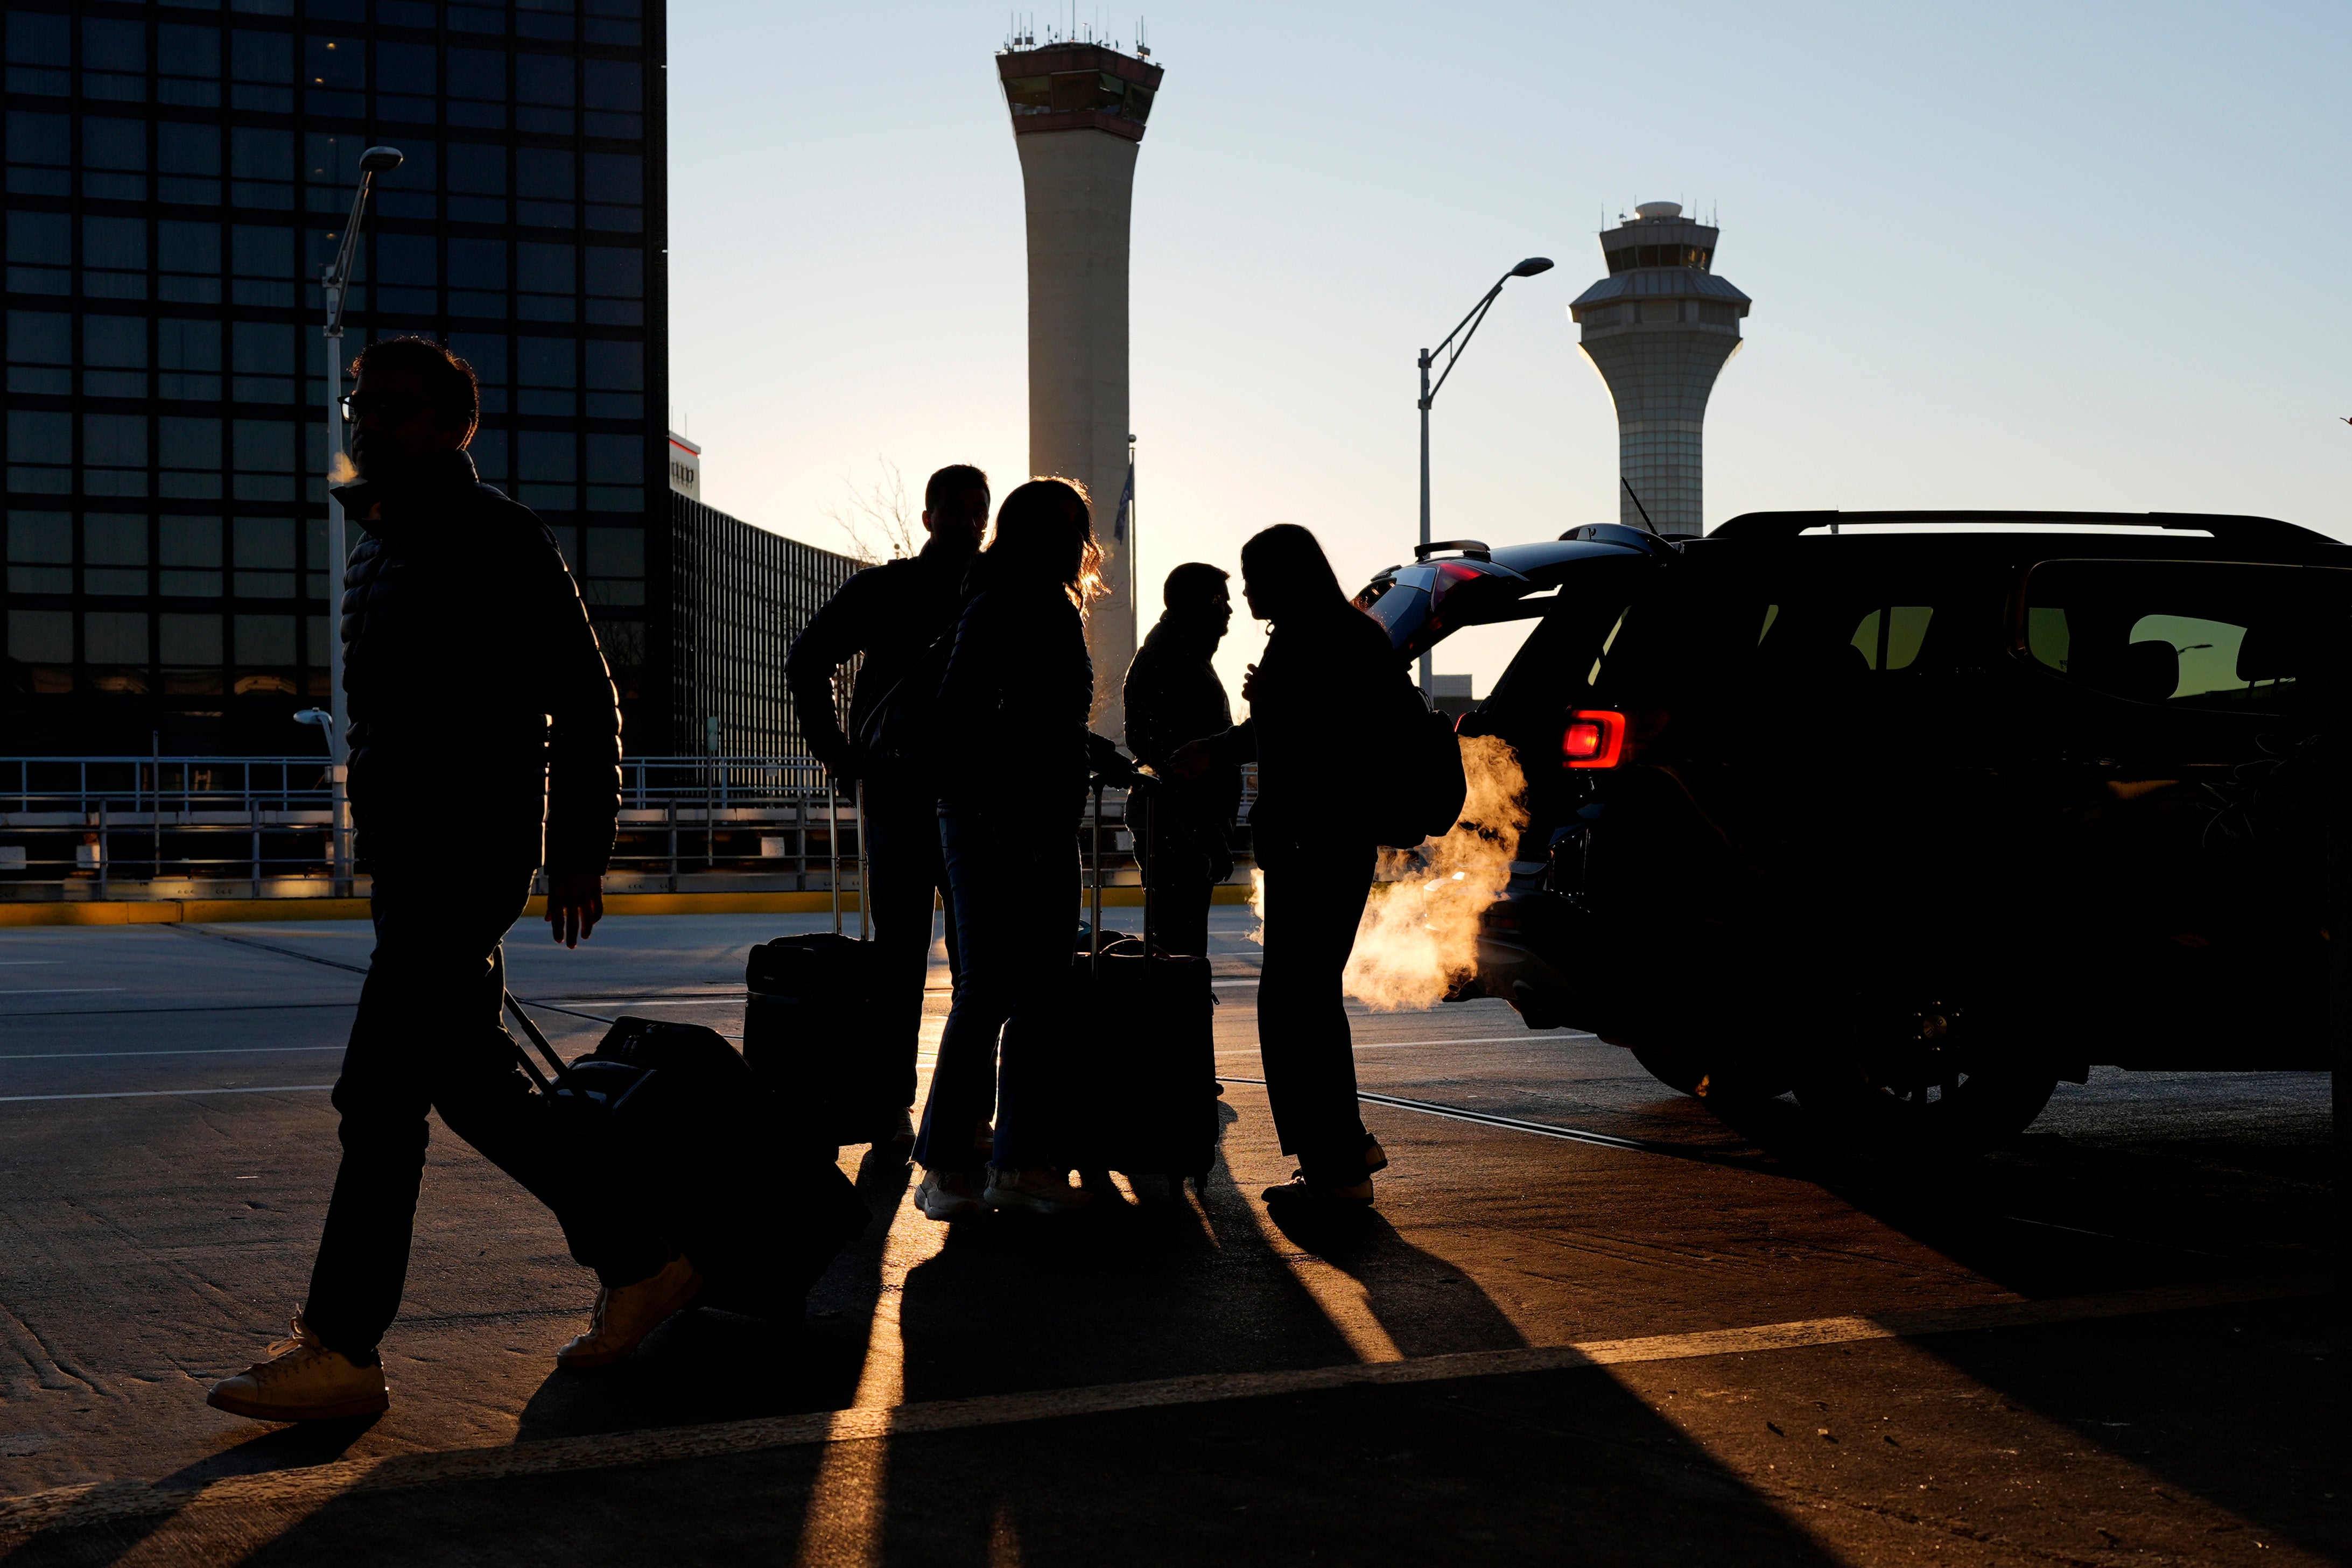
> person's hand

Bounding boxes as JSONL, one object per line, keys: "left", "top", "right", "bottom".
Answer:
{"left": 1240, "top": 662, "right": 1260, "bottom": 704}
{"left": 545, "top": 870, "right": 604, "bottom": 948}
{"left": 1166, "top": 739, "right": 1214, "bottom": 780}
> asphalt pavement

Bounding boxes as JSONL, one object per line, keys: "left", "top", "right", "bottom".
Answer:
{"left": 0, "top": 909, "right": 2338, "bottom": 1565}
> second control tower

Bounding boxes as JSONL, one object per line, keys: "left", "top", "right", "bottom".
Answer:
{"left": 996, "top": 38, "right": 1164, "bottom": 736}
{"left": 1569, "top": 202, "right": 1751, "bottom": 536}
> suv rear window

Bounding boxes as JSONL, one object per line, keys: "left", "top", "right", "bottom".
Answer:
{"left": 2017, "top": 560, "right": 2352, "bottom": 712}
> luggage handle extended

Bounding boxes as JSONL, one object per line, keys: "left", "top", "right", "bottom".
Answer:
{"left": 1084, "top": 770, "right": 1156, "bottom": 981}
{"left": 827, "top": 780, "right": 870, "bottom": 940}
{"left": 502, "top": 991, "right": 570, "bottom": 1092}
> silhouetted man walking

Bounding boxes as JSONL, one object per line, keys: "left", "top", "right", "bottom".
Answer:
{"left": 209, "top": 337, "right": 690, "bottom": 1425}
{"left": 1123, "top": 564, "right": 1239, "bottom": 957}
{"left": 786, "top": 465, "right": 989, "bottom": 1146}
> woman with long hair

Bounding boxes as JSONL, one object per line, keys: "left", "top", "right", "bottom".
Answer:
{"left": 911, "top": 477, "right": 1106, "bottom": 1220}
{"left": 1171, "top": 524, "right": 1399, "bottom": 1210}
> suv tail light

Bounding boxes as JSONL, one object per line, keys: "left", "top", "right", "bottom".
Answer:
{"left": 1561, "top": 710, "right": 1626, "bottom": 769}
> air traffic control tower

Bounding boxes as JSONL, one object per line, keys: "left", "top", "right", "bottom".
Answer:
{"left": 996, "top": 38, "right": 1164, "bottom": 736}
{"left": 1569, "top": 202, "right": 1752, "bottom": 537}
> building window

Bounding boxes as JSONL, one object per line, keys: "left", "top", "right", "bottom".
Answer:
{"left": 160, "top": 123, "right": 223, "bottom": 206}
{"left": 586, "top": 340, "right": 642, "bottom": 419}
{"left": 584, "top": 153, "right": 643, "bottom": 234}
{"left": 584, "top": 245, "right": 642, "bottom": 325}
{"left": 83, "top": 215, "right": 148, "bottom": 300}
{"left": 160, "top": 517, "right": 224, "bottom": 597}
{"left": 517, "top": 0, "right": 579, "bottom": 44}
{"left": 448, "top": 47, "right": 507, "bottom": 129}
{"left": 518, "top": 335, "right": 575, "bottom": 416}
{"left": 84, "top": 118, "right": 149, "bottom": 202}
{"left": 5, "top": 12, "right": 69, "bottom": 99}
{"left": 85, "top": 517, "right": 150, "bottom": 599}
{"left": 230, "top": 29, "right": 296, "bottom": 115}
{"left": 449, "top": 237, "right": 507, "bottom": 319}
{"left": 159, "top": 220, "right": 224, "bottom": 305}
{"left": 232, "top": 322, "right": 296, "bottom": 404}
{"left": 374, "top": 142, "right": 435, "bottom": 220}
{"left": 231, "top": 225, "right": 294, "bottom": 307}
{"left": 8, "top": 410, "right": 71, "bottom": 494}
{"left": 449, "top": 331, "right": 507, "bottom": 412}
{"left": 6, "top": 310, "right": 71, "bottom": 395}
{"left": 376, "top": 41, "right": 437, "bottom": 124}
{"left": 85, "top": 414, "right": 148, "bottom": 498}
{"left": 517, "top": 240, "right": 575, "bottom": 323}
{"left": 7, "top": 510, "right": 72, "bottom": 595}
{"left": 234, "top": 517, "right": 297, "bottom": 598}
{"left": 449, "top": 141, "right": 507, "bottom": 224}
{"left": 469, "top": 426, "right": 508, "bottom": 481}
{"left": 516, "top": 148, "right": 575, "bottom": 230}
{"left": 585, "top": 0, "right": 644, "bottom": 48}
{"left": 585, "top": 438, "right": 642, "bottom": 512}
{"left": 231, "top": 420, "right": 296, "bottom": 502}
{"left": 84, "top": 315, "right": 148, "bottom": 399}
{"left": 584, "top": 59, "right": 643, "bottom": 139}
{"left": 7, "top": 210, "right": 70, "bottom": 296}
{"left": 232, "top": 127, "right": 296, "bottom": 211}
{"left": 304, "top": 36, "right": 365, "bottom": 118}
{"left": 234, "top": 613, "right": 298, "bottom": 693}
{"left": 517, "top": 52, "right": 575, "bottom": 135}
{"left": 375, "top": 231, "right": 438, "bottom": 314}
{"left": 82, "top": 16, "right": 148, "bottom": 103}
{"left": 159, "top": 24, "right": 223, "bottom": 109}
{"left": 160, "top": 417, "right": 223, "bottom": 500}
{"left": 159, "top": 319, "right": 223, "bottom": 403}
{"left": 518, "top": 428, "right": 576, "bottom": 510}
{"left": 6, "top": 109, "right": 71, "bottom": 197}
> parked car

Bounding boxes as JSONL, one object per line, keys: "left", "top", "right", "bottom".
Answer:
{"left": 1356, "top": 512, "right": 2349, "bottom": 1153}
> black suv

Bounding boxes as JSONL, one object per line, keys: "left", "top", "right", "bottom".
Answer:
{"left": 1358, "top": 513, "right": 2348, "bottom": 1153}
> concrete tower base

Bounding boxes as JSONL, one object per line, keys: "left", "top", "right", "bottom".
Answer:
{"left": 1017, "top": 129, "right": 1139, "bottom": 731}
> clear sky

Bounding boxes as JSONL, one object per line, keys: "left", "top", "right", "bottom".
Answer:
{"left": 668, "top": 0, "right": 2352, "bottom": 701}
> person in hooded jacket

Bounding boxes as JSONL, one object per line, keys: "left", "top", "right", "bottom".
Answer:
{"left": 785, "top": 465, "right": 988, "bottom": 1143}
{"left": 208, "top": 337, "right": 684, "bottom": 1426}
{"left": 1122, "top": 563, "right": 1240, "bottom": 957}
{"left": 1170, "top": 524, "right": 1402, "bottom": 1210}
{"left": 911, "top": 477, "right": 1104, "bottom": 1220}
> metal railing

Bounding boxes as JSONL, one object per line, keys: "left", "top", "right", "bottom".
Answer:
{"left": 0, "top": 755, "right": 1248, "bottom": 902}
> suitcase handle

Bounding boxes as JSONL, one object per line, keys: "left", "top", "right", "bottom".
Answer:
{"left": 502, "top": 991, "right": 570, "bottom": 1091}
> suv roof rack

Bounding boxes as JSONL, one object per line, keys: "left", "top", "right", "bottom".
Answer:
{"left": 1708, "top": 510, "right": 2340, "bottom": 554}
{"left": 1414, "top": 539, "right": 1492, "bottom": 562}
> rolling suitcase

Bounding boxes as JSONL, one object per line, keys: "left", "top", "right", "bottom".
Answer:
{"left": 502, "top": 997, "right": 869, "bottom": 1320}
{"left": 741, "top": 784, "right": 900, "bottom": 1146}
{"left": 1068, "top": 774, "right": 1221, "bottom": 1192}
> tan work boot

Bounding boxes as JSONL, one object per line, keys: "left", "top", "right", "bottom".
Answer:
{"left": 207, "top": 1312, "right": 389, "bottom": 1423}
{"left": 556, "top": 1255, "right": 704, "bottom": 1370}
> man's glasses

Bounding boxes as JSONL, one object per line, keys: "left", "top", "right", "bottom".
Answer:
{"left": 338, "top": 391, "right": 432, "bottom": 423}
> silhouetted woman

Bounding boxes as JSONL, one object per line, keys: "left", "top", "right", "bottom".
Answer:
{"left": 1171, "top": 524, "right": 1400, "bottom": 1209}
{"left": 911, "top": 477, "right": 1104, "bottom": 1220}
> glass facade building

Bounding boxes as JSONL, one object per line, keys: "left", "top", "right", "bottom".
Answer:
{"left": 1, "top": 0, "right": 671, "bottom": 754}
{"left": 668, "top": 490, "right": 859, "bottom": 759}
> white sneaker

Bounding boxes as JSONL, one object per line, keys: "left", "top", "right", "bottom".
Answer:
{"left": 556, "top": 1254, "right": 704, "bottom": 1370}
{"left": 983, "top": 1165, "right": 1091, "bottom": 1216}
{"left": 207, "top": 1312, "right": 389, "bottom": 1423}
{"left": 916, "top": 1168, "right": 984, "bottom": 1221}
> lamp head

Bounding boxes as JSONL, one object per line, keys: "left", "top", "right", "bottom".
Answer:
{"left": 1510, "top": 257, "right": 1555, "bottom": 278}
{"left": 358, "top": 146, "right": 405, "bottom": 174}
{"left": 293, "top": 708, "right": 333, "bottom": 728}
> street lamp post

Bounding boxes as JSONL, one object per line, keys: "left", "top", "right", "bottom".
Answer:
{"left": 318, "top": 145, "right": 403, "bottom": 896}
{"left": 1416, "top": 256, "right": 1555, "bottom": 691}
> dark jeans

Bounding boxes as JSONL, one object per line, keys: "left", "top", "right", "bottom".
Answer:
{"left": 912, "top": 802, "right": 1078, "bottom": 1174}
{"left": 1255, "top": 836, "right": 1377, "bottom": 1183}
{"left": 1142, "top": 822, "right": 1215, "bottom": 958}
{"left": 861, "top": 783, "right": 959, "bottom": 1114}
{"left": 304, "top": 847, "right": 663, "bottom": 1359}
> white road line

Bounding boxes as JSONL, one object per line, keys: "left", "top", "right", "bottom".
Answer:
{"left": 1214, "top": 1034, "right": 1592, "bottom": 1057}
{"left": 0, "top": 988, "right": 126, "bottom": 996}
{"left": 0, "top": 961, "right": 64, "bottom": 966}
{"left": 0, "top": 1275, "right": 2312, "bottom": 1538}
{"left": 0, "top": 1084, "right": 333, "bottom": 1105}
{"left": 0, "top": 1046, "right": 344, "bottom": 1061}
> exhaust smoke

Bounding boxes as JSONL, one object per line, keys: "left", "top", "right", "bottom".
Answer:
{"left": 1344, "top": 735, "right": 1529, "bottom": 1011}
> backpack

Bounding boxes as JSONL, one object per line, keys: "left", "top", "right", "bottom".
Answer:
{"left": 852, "top": 627, "right": 954, "bottom": 789}
{"left": 1371, "top": 672, "right": 1469, "bottom": 849}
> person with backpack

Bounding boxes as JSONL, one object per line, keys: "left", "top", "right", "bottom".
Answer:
{"left": 784, "top": 466, "right": 990, "bottom": 1146}
{"left": 207, "top": 337, "right": 684, "bottom": 1424}
{"left": 1168, "top": 525, "right": 1404, "bottom": 1211}
{"left": 911, "top": 478, "right": 1105, "bottom": 1220}
{"left": 1122, "top": 563, "right": 1240, "bottom": 958}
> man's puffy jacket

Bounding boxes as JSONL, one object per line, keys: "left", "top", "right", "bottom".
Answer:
{"left": 332, "top": 450, "right": 619, "bottom": 873}
{"left": 783, "top": 533, "right": 974, "bottom": 782}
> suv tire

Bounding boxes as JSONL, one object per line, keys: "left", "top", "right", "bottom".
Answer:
{"left": 1794, "top": 1061, "right": 2058, "bottom": 1158}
